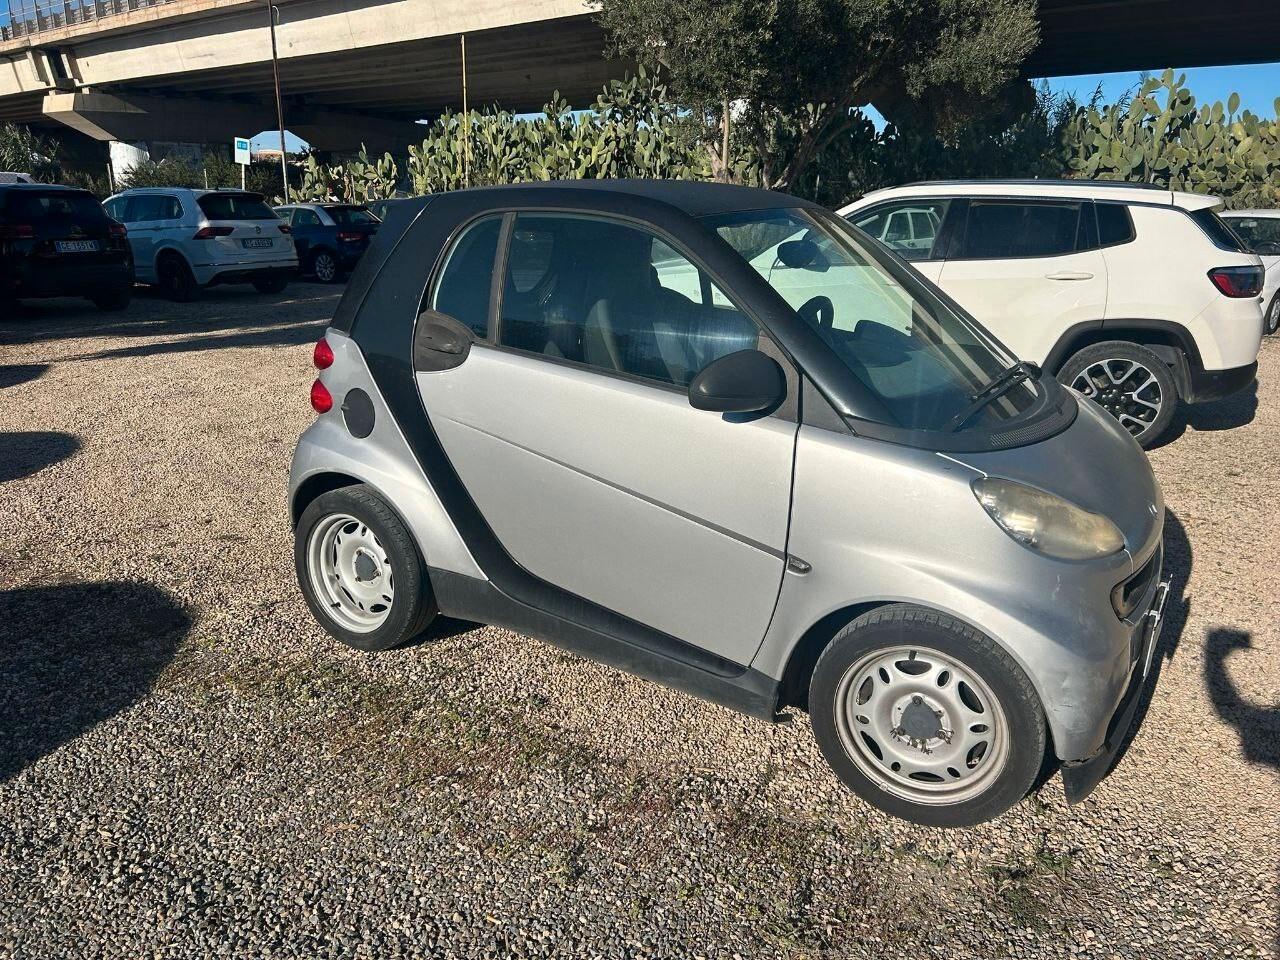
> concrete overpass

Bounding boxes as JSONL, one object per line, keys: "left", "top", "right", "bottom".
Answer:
{"left": 0, "top": 0, "right": 1276, "bottom": 158}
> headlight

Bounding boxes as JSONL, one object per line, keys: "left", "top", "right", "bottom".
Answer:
{"left": 972, "top": 477, "right": 1125, "bottom": 560}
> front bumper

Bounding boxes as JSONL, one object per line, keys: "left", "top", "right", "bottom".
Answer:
{"left": 1061, "top": 577, "right": 1170, "bottom": 803}
{"left": 1186, "top": 361, "right": 1257, "bottom": 403}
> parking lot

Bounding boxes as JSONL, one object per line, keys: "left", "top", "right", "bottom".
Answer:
{"left": 0, "top": 285, "right": 1276, "bottom": 958}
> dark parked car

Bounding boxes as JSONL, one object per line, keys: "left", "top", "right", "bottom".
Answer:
{"left": 1, "top": 183, "right": 133, "bottom": 312}
{"left": 273, "top": 203, "right": 380, "bottom": 283}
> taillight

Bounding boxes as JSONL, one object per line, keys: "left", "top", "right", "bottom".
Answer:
{"left": 108, "top": 222, "right": 127, "bottom": 238}
{"left": 337, "top": 231, "right": 363, "bottom": 242}
{"left": 1208, "top": 266, "right": 1263, "bottom": 298}
{"left": 310, "top": 379, "right": 333, "bottom": 413}
{"left": 278, "top": 224, "right": 291, "bottom": 234}
{"left": 193, "top": 226, "right": 235, "bottom": 239}
{"left": 0, "top": 224, "right": 35, "bottom": 240}
{"left": 313, "top": 338, "right": 334, "bottom": 369}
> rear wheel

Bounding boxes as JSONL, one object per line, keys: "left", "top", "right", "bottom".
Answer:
{"left": 252, "top": 275, "right": 288, "bottom": 295}
{"left": 809, "top": 605, "right": 1047, "bottom": 828}
{"left": 91, "top": 287, "right": 132, "bottom": 311}
{"left": 309, "top": 250, "right": 340, "bottom": 284}
{"left": 157, "top": 253, "right": 199, "bottom": 302}
{"left": 1265, "top": 292, "right": 1280, "bottom": 336}
{"left": 1058, "top": 340, "right": 1177, "bottom": 448}
{"left": 295, "top": 484, "right": 437, "bottom": 652}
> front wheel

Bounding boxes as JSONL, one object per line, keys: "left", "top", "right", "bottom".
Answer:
{"left": 295, "top": 484, "right": 437, "bottom": 652}
{"left": 809, "top": 605, "right": 1047, "bottom": 828}
{"left": 1265, "top": 292, "right": 1280, "bottom": 336}
{"left": 1058, "top": 340, "right": 1177, "bottom": 448}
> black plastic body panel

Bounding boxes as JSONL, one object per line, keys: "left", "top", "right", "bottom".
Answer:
{"left": 430, "top": 568, "right": 782, "bottom": 721}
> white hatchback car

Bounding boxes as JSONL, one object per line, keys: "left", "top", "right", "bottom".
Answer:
{"left": 103, "top": 188, "right": 297, "bottom": 301}
{"left": 1220, "top": 209, "right": 1280, "bottom": 335}
{"left": 841, "top": 180, "right": 1265, "bottom": 446}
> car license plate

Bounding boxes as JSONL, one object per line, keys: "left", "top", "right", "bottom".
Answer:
{"left": 55, "top": 240, "right": 99, "bottom": 253}
{"left": 242, "top": 238, "right": 273, "bottom": 249}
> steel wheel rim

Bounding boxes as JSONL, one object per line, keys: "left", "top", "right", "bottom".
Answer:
{"left": 306, "top": 513, "right": 394, "bottom": 633}
{"left": 1071, "top": 358, "right": 1163, "bottom": 437}
{"left": 834, "top": 645, "right": 1010, "bottom": 806}
{"left": 314, "top": 254, "right": 337, "bottom": 282}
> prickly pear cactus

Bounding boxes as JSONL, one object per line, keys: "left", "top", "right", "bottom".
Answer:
{"left": 1062, "top": 70, "right": 1280, "bottom": 208}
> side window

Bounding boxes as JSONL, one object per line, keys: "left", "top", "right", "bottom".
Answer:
{"left": 432, "top": 215, "right": 501, "bottom": 338}
{"left": 103, "top": 197, "right": 125, "bottom": 220}
{"left": 129, "top": 194, "right": 169, "bottom": 222}
{"left": 294, "top": 209, "right": 322, "bottom": 227}
{"left": 159, "top": 195, "right": 182, "bottom": 220}
{"left": 954, "top": 201, "right": 1082, "bottom": 259}
{"left": 497, "top": 214, "right": 758, "bottom": 387}
{"left": 850, "top": 199, "right": 951, "bottom": 261}
{"left": 1096, "top": 203, "right": 1136, "bottom": 247}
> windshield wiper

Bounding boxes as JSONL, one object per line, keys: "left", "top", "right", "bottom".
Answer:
{"left": 946, "top": 361, "right": 1041, "bottom": 432}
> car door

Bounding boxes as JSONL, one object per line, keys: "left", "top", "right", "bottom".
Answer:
{"left": 846, "top": 198, "right": 953, "bottom": 286}
{"left": 121, "top": 194, "right": 166, "bottom": 283}
{"left": 936, "top": 198, "right": 1108, "bottom": 364}
{"left": 413, "top": 212, "right": 797, "bottom": 665}
{"left": 290, "top": 207, "right": 321, "bottom": 262}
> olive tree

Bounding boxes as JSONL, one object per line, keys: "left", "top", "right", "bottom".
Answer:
{"left": 595, "top": 0, "right": 1040, "bottom": 190}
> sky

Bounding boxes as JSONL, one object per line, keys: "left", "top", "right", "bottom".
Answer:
{"left": 1041, "top": 62, "right": 1280, "bottom": 116}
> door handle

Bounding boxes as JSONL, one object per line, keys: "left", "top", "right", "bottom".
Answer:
{"left": 1045, "top": 271, "right": 1094, "bottom": 281}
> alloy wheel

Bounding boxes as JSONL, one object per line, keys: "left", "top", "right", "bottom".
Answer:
{"left": 834, "top": 645, "right": 1010, "bottom": 806}
{"left": 314, "top": 253, "right": 338, "bottom": 283}
{"left": 1071, "top": 358, "right": 1164, "bottom": 437}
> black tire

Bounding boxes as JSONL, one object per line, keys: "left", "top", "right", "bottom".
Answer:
{"left": 157, "top": 253, "right": 199, "bottom": 302}
{"left": 91, "top": 287, "right": 132, "bottom": 311}
{"left": 294, "top": 484, "right": 437, "bottom": 652}
{"left": 309, "top": 249, "right": 341, "bottom": 284}
{"left": 809, "top": 605, "right": 1047, "bottom": 828}
{"left": 252, "top": 275, "right": 289, "bottom": 295}
{"left": 1265, "top": 292, "right": 1280, "bottom": 336}
{"left": 1057, "top": 340, "right": 1178, "bottom": 448}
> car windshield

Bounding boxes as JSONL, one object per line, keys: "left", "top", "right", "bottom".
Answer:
{"left": 327, "top": 205, "right": 378, "bottom": 225}
{"left": 704, "top": 207, "right": 1037, "bottom": 432}
{"left": 197, "top": 193, "right": 278, "bottom": 221}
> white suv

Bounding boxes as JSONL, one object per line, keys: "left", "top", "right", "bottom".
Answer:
{"left": 841, "top": 180, "right": 1265, "bottom": 446}
{"left": 1220, "top": 209, "right": 1280, "bottom": 335}
{"left": 103, "top": 188, "right": 297, "bottom": 301}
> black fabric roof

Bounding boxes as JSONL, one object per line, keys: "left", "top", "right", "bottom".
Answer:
{"left": 441, "top": 179, "right": 816, "bottom": 217}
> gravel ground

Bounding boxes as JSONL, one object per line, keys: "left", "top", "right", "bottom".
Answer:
{"left": 1, "top": 286, "right": 1276, "bottom": 959}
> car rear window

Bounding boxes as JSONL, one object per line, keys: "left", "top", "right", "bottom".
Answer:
{"left": 1189, "top": 208, "right": 1248, "bottom": 252}
{"left": 5, "top": 190, "right": 106, "bottom": 223}
{"left": 327, "top": 205, "right": 378, "bottom": 225}
{"left": 197, "top": 193, "right": 278, "bottom": 221}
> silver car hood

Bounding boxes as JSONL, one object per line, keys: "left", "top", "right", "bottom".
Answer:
{"left": 946, "top": 399, "right": 1164, "bottom": 567}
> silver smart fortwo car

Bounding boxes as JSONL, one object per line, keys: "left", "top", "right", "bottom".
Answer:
{"left": 289, "top": 181, "right": 1169, "bottom": 827}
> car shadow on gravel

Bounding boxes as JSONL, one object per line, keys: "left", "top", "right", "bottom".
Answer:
{"left": 1102, "top": 509, "right": 1193, "bottom": 773}
{"left": 0, "top": 286, "right": 339, "bottom": 350}
{"left": 1204, "top": 629, "right": 1279, "bottom": 770}
{"left": 1148, "top": 380, "right": 1258, "bottom": 449}
{"left": 0, "top": 363, "right": 48, "bottom": 388}
{"left": 0, "top": 580, "right": 190, "bottom": 783}
{"left": 0, "top": 431, "right": 80, "bottom": 483}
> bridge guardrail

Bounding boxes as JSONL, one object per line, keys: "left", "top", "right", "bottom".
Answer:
{"left": 2, "top": 0, "right": 177, "bottom": 43}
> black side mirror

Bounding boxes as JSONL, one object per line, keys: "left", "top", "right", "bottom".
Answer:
{"left": 776, "top": 238, "right": 820, "bottom": 269}
{"left": 688, "top": 349, "right": 786, "bottom": 415}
